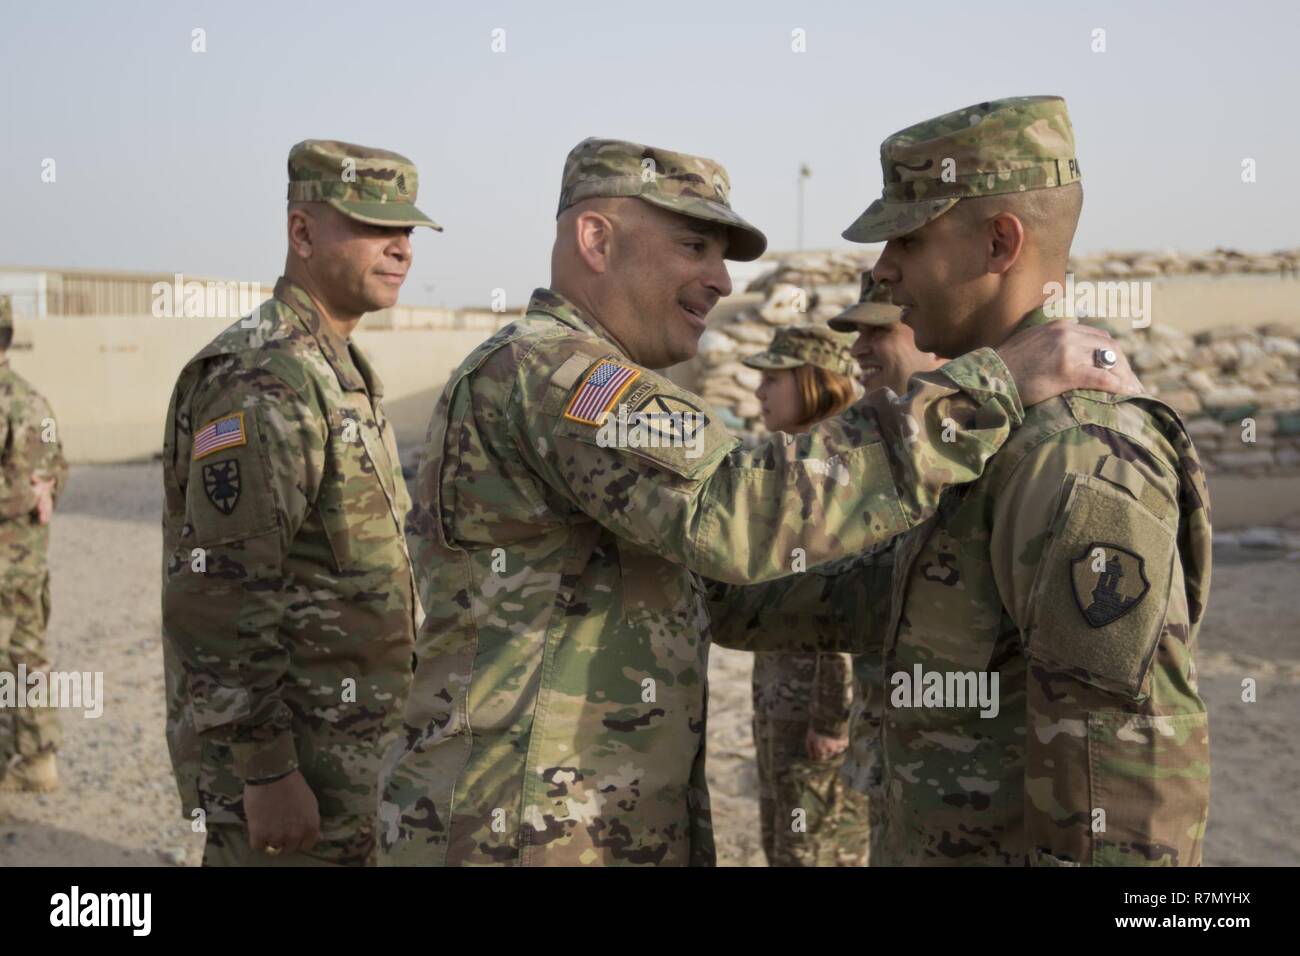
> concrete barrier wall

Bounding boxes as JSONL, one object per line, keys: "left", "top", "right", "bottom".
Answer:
{"left": 9, "top": 315, "right": 494, "bottom": 463}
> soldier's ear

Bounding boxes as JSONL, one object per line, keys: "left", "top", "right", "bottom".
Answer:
{"left": 986, "top": 211, "right": 1025, "bottom": 275}
{"left": 287, "top": 203, "right": 316, "bottom": 260}
{"left": 574, "top": 210, "right": 614, "bottom": 274}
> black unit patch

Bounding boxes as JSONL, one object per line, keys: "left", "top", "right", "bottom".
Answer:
{"left": 1070, "top": 542, "right": 1150, "bottom": 628}
{"left": 203, "top": 459, "right": 242, "bottom": 516}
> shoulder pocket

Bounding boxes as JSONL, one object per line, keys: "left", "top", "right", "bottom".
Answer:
{"left": 1024, "top": 472, "right": 1177, "bottom": 699}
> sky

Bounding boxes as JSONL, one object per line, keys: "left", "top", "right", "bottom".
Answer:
{"left": 1, "top": 0, "right": 1296, "bottom": 308}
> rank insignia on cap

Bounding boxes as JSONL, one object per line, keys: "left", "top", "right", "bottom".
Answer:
{"left": 192, "top": 412, "right": 247, "bottom": 460}
{"left": 1070, "top": 543, "right": 1150, "bottom": 628}
{"left": 202, "top": 459, "right": 241, "bottom": 515}
{"left": 564, "top": 359, "right": 642, "bottom": 426}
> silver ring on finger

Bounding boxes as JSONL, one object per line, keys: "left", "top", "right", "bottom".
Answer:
{"left": 1093, "top": 347, "right": 1118, "bottom": 370}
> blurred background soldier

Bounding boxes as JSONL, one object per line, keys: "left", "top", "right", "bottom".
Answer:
{"left": 740, "top": 324, "right": 870, "bottom": 867}
{"left": 0, "top": 294, "right": 69, "bottom": 792}
{"left": 830, "top": 273, "right": 945, "bottom": 396}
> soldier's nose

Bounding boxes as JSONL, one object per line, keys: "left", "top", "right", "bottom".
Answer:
{"left": 873, "top": 247, "right": 901, "bottom": 284}
{"left": 706, "top": 254, "right": 732, "bottom": 299}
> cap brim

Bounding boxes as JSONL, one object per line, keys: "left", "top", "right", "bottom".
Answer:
{"left": 328, "top": 198, "right": 443, "bottom": 231}
{"left": 741, "top": 352, "right": 802, "bottom": 370}
{"left": 828, "top": 303, "right": 902, "bottom": 331}
{"left": 841, "top": 197, "right": 959, "bottom": 244}
{"left": 640, "top": 195, "right": 767, "bottom": 261}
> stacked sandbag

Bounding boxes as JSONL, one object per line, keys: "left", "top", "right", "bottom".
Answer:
{"left": 1064, "top": 247, "right": 1300, "bottom": 280}
{"left": 1119, "top": 321, "right": 1300, "bottom": 475}
{"left": 744, "top": 248, "right": 1300, "bottom": 295}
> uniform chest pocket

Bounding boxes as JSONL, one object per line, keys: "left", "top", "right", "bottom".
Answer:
{"left": 887, "top": 494, "right": 1001, "bottom": 674}
{"left": 318, "top": 407, "right": 395, "bottom": 573}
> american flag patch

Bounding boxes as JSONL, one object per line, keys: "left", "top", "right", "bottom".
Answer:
{"left": 192, "top": 412, "right": 247, "bottom": 460}
{"left": 564, "top": 360, "right": 641, "bottom": 425}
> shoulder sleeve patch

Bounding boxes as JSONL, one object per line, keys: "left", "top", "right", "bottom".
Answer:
{"left": 1024, "top": 472, "right": 1176, "bottom": 699}
{"left": 192, "top": 412, "right": 248, "bottom": 460}
{"left": 562, "top": 358, "right": 642, "bottom": 425}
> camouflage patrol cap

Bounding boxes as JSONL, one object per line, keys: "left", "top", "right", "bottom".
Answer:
{"left": 742, "top": 325, "right": 857, "bottom": 377}
{"left": 842, "top": 95, "right": 1081, "bottom": 244}
{"left": 287, "top": 140, "right": 441, "bottom": 230}
{"left": 828, "top": 273, "right": 903, "bottom": 331}
{"left": 0, "top": 295, "right": 11, "bottom": 332}
{"left": 558, "top": 137, "right": 767, "bottom": 261}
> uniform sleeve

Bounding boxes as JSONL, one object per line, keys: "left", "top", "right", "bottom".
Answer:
{"left": 808, "top": 653, "right": 855, "bottom": 738}
{"left": 31, "top": 394, "right": 69, "bottom": 504}
{"left": 0, "top": 399, "right": 39, "bottom": 518}
{"left": 991, "top": 428, "right": 1210, "bottom": 866}
{"left": 704, "top": 544, "right": 893, "bottom": 654}
{"left": 513, "top": 342, "right": 1023, "bottom": 585}
{"left": 161, "top": 370, "right": 327, "bottom": 783}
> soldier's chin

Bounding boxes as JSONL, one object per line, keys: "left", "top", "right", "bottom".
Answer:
{"left": 908, "top": 322, "right": 940, "bottom": 356}
{"left": 663, "top": 328, "right": 700, "bottom": 367}
{"left": 365, "top": 283, "right": 403, "bottom": 312}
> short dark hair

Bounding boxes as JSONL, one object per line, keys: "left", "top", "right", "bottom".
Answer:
{"left": 954, "top": 181, "right": 1084, "bottom": 267}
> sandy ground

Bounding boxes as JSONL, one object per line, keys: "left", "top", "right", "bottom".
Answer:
{"left": 0, "top": 463, "right": 1296, "bottom": 867}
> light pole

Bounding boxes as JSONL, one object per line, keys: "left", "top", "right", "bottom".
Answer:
{"left": 796, "top": 163, "right": 811, "bottom": 251}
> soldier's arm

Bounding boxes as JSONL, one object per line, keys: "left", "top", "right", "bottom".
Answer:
{"left": 703, "top": 545, "right": 894, "bottom": 653}
{"left": 31, "top": 395, "right": 69, "bottom": 503}
{"left": 809, "top": 652, "right": 855, "bottom": 738}
{"left": 0, "top": 404, "right": 40, "bottom": 518}
{"left": 513, "top": 339, "right": 1023, "bottom": 585}
{"left": 161, "top": 370, "right": 327, "bottom": 784}
{"left": 991, "top": 425, "right": 1210, "bottom": 867}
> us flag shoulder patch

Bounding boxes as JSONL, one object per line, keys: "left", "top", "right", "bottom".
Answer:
{"left": 192, "top": 412, "right": 247, "bottom": 460}
{"left": 563, "top": 359, "right": 641, "bottom": 426}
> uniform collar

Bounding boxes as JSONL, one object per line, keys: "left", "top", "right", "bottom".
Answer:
{"left": 1008, "top": 305, "right": 1057, "bottom": 336}
{"left": 273, "top": 277, "right": 383, "bottom": 396}
{"left": 526, "top": 288, "right": 633, "bottom": 357}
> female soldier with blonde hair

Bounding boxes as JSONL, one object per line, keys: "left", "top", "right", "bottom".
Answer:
{"left": 738, "top": 324, "right": 870, "bottom": 867}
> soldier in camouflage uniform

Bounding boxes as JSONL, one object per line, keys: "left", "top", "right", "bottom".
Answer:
{"left": 740, "top": 325, "right": 869, "bottom": 867}
{"left": 161, "top": 141, "right": 439, "bottom": 865}
{"left": 0, "top": 295, "right": 69, "bottom": 793}
{"left": 713, "top": 96, "right": 1211, "bottom": 866}
{"left": 378, "top": 136, "right": 1136, "bottom": 867}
